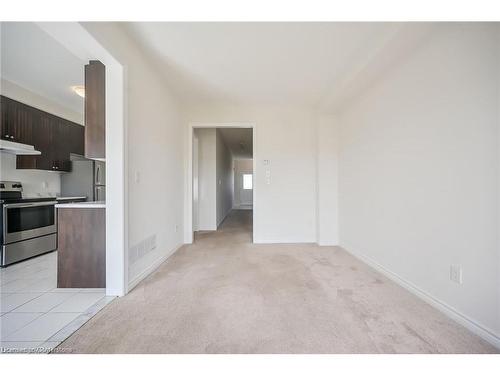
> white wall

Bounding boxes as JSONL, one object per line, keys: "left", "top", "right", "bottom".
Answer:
{"left": 195, "top": 128, "right": 217, "bottom": 230}
{"left": 216, "top": 129, "right": 233, "bottom": 225}
{"left": 82, "top": 23, "right": 185, "bottom": 289}
{"left": 336, "top": 24, "right": 500, "bottom": 342}
{"left": 234, "top": 159, "right": 253, "bottom": 208}
{"left": 316, "top": 115, "right": 339, "bottom": 245}
{"left": 186, "top": 105, "right": 317, "bottom": 243}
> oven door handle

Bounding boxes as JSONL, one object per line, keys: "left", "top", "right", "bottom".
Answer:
{"left": 3, "top": 201, "right": 57, "bottom": 209}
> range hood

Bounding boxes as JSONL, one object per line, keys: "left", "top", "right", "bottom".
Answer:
{"left": 0, "top": 139, "right": 41, "bottom": 155}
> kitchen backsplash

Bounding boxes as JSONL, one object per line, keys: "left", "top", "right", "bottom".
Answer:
{"left": 0, "top": 152, "right": 61, "bottom": 197}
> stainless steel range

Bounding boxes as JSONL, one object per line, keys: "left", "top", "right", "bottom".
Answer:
{"left": 0, "top": 181, "right": 57, "bottom": 267}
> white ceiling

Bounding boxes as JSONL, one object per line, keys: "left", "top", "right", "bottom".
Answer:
{"left": 1, "top": 22, "right": 85, "bottom": 114}
{"left": 122, "top": 22, "right": 404, "bottom": 108}
{"left": 218, "top": 128, "right": 253, "bottom": 158}
{"left": 0, "top": 22, "right": 433, "bottom": 116}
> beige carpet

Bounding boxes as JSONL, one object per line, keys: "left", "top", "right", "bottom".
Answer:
{"left": 58, "top": 210, "right": 497, "bottom": 353}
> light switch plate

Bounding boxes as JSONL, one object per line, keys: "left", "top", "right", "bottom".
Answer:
{"left": 450, "top": 264, "right": 463, "bottom": 284}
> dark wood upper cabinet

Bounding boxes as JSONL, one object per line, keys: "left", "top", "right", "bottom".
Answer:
{"left": 1, "top": 95, "right": 85, "bottom": 172}
{"left": 17, "top": 109, "right": 58, "bottom": 171}
{"left": 1, "top": 95, "right": 34, "bottom": 145}
{"left": 85, "top": 60, "right": 105, "bottom": 160}
{"left": 67, "top": 119, "right": 85, "bottom": 156}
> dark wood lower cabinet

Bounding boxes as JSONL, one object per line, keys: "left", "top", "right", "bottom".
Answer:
{"left": 57, "top": 208, "right": 106, "bottom": 288}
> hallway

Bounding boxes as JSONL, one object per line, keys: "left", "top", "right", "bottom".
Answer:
{"left": 57, "top": 210, "right": 496, "bottom": 353}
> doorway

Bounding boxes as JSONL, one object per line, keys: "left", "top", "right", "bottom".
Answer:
{"left": 187, "top": 123, "right": 256, "bottom": 244}
{"left": 37, "top": 23, "right": 126, "bottom": 296}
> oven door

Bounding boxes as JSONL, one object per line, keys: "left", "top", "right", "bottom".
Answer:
{"left": 2, "top": 201, "right": 57, "bottom": 244}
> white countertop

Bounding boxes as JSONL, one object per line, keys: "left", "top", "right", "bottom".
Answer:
{"left": 56, "top": 196, "right": 87, "bottom": 201}
{"left": 55, "top": 201, "right": 106, "bottom": 208}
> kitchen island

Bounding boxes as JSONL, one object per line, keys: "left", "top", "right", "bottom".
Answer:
{"left": 56, "top": 202, "right": 106, "bottom": 288}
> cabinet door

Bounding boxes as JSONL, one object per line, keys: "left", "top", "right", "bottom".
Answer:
{"left": 68, "top": 122, "right": 85, "bottom": 156}
{"left": 11, "top": 100, "right": 34, "bottom": 145}
{"left": 9, "top": 95, "right": 85, "bottom": 172}
{"left": 85, "top": 60, "right": 105, "bottom": 159}
{"left": 1, "top": 96, "right": 17, "bottom": 141}
{"left": 15, "top": 108, "right": 40, "bottom": 168}
{"left": 0, "top": 96, "right": 34, "bottom": 145}
{"left": 53, "top": 120, "right": 85, "bottom": 172}
{"left": 0, "top": 96, "right": 10, "bottom": 140}
{"left": 16, "top": 109, "right": 53, "bottom": 170}
{"left": 53, "top": 119, "right": 71, "bottom": 172}
{"left": 35, "top": 112, "right": 57, "bottom": 171}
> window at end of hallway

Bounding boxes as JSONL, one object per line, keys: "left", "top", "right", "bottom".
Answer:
{"left": 243, "top": 174, "right": 253, "bottom": 190}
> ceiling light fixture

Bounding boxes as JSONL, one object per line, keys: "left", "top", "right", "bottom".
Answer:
{"left": 71, "top": 85, "right": 85, "bottom": 98}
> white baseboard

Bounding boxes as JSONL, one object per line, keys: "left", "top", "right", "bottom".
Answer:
{"left": 317, "top": 241, "right": 339, "bottom": 246}
{"left": 127, "top": 243, "right": 184, "bottom": 292}
{"left": 233, "top": 204, "right": 253, "bottom": 210}
{"left": 340, "top": 243, "right": 500, "bottom": 349}
{"left": 254, "top": 238, "right": 316, "bottom": 244}
{"left": 197, "top": 226, "right": 217, "bottom": 231}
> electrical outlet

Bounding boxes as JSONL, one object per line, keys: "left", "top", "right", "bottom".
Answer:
{"left": 174, "top": 224, "right": 179, "bottom": 233}
{"left": 450, "top": 264, "right": 463, "bottom": 284}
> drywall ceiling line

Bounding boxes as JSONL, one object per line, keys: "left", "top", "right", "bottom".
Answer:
{"left": 317, "top": 23, "right": 438, "bottom": 114}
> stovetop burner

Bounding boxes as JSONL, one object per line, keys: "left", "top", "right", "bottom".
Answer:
{"left": 1, "top": 197, "right": 57, "bottom": 204}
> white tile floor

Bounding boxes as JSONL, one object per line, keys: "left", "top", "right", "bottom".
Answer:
{"left": 0, "top": 251, "right": 114, "bottom": 353}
